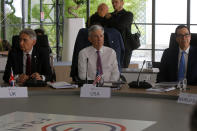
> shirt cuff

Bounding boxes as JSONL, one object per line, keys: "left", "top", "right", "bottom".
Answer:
{"left": 41, "top": 75, "right": 46, "bottom": 81}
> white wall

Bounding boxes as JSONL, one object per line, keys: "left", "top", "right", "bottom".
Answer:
{"left": 62, "top": 18, "right": 85, "bottom": 62}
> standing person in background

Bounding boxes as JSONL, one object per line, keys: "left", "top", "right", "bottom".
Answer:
{"left": 106, "top": 0, "right": 133, "bottom": 68}
{"left": 87, "top": 3, "right": 109, "bottom": 28}
{"left": 0, "top": 39, "right": 12, "bottom": 55}
{"left": 0, "top": 40, "right": 12, "bottom": 51}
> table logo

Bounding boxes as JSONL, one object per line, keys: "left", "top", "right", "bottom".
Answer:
{"left": 42, "top": 121, "right": 126, "bottom": 131}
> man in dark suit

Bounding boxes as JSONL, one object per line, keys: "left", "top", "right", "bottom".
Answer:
{"left": 157, "top": 25, "right": 197, "bottom": 85}
{"left": 105, "top": 0, "right": 133, "bottom": 68}
{"left": 3, "top": 28, "right": 52, "bottom": 84}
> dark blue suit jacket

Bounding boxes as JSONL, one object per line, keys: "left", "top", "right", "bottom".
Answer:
{"left": 157, "top": 46, "right": 197, "bottom": 85}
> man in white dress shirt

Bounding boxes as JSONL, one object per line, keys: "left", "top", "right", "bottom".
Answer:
{"left": 78, "top": 24, "right": 120, "bottom": 81}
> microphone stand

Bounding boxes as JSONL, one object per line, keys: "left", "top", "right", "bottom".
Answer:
{"left": 137, "top": 60, "right": 146, "bottom": 86}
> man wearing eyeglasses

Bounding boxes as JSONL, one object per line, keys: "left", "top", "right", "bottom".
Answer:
{"left": 157, "top": 25, "right": 197, "bottom": 85}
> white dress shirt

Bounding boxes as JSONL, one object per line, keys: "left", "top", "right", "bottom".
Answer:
{"left": 78, "top": 46, "right": 120, "bottom": 81}
{"left": 178, "top": 46, "right": 190, "bottom": 78}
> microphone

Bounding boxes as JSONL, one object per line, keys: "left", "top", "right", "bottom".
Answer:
{"left": 34, "top": 55, "right": 37, "bottom": 72}
{"left": 128, "top": 60, "right": 152, "bottom": 89}
{"left": 137, "top": 60, "right": 146, "bottom": 86}
{"left": 85, "top": 58, "right": 88, "bottom": 84}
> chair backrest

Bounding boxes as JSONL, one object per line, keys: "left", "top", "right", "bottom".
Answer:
{"left": 70, "top": 28, "right": 125, "bottom": 81}
{"left": 12, "top": 35, "right": 20, "bottom": 50}
{"left": 35, "top": 35, "right": 50, "bottom": 48}
{"left": 152, "top": 62, "right": 160, "bottom": 68}
{"left": 12, "top": 35, "right": 50, "bottom": 49}
{"left": 169, "top": 33, "right": 197, "bottom": 48}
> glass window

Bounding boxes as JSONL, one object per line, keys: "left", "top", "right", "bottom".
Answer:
{"left": 132, "top": 50, "right": 151, "bottom": 62}
{"left": 155, "top": 25, "right": 178, "bottom": 50}
{"left": 156, "top": 0, "right": 187, "bottom": 24}
{"left": 190, "top": 26, "right": 197, "bottom": 33}
{"left": 191, "top": 0, "right": 197, "bottom": 24}
{"left": 5, "top": 0, "right": 22, "bottom": 43}
{"left": 155, "top": 50, "right": 163, "bottom": 62}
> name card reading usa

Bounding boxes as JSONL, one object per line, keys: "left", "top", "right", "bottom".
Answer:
{"left": 80, "top": 84, "right": 111, "bottom": 98}
{"left": 0, "top": 87, "right": 28, "bottom": 98}
{"left": 178, "top": 92, "right": 197, "bottom": 105}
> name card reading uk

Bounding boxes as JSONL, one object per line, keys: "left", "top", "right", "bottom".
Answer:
{"left": 177, "top": 92, "right": 197, "bottom": 105}
{"left": 80, "top": 84, "right": 111, "bottom": 98}
{"left": 0, "top": 87, "right": 28, "bottom": 98}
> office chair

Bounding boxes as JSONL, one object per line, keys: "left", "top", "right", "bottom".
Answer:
{"left": 169, "top": 33, "right": 197, "bottom": 48}
{"left": 70, "top": 27, "right": 125, "bottom": 82}
{"left": 11, "top": 35, "right": 20, "bottom": 51}
{"left": 152, "top": 62, "right": 160, "bottom": 68}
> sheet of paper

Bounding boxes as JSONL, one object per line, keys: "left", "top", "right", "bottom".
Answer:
{"left": 47, "top": 81, "right": 78, "bottom": 89}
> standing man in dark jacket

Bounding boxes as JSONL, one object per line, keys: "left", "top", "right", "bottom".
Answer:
{"left": 106, "top": 0, "right": 133, "bottom": 68}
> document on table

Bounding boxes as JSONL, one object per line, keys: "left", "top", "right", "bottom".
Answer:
{"left": 47, "top": 81, "right": 78, "bottom": 89}
{"left": 146, "top": 82, "right": 177, "bottom": 92}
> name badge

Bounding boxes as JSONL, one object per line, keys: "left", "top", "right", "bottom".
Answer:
{"left": 0, "top": 87, "right": 28, "bottom": 98}
{"left": 80, "top": 84, "right": 111, "bottom": 98}
{"left": 177, "top": 92, "right": 197, "bottom": 105}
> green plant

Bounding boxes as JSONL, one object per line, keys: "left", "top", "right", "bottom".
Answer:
{"left": 67, "top": 0, "right": 87, "bottom": 18}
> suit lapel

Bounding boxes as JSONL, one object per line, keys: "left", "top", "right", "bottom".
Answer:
{"left": 31, "top": 47, "right": 38, "bottom": 73}
{"left": 187, "top": 46, "right": 194, "bottom": 78}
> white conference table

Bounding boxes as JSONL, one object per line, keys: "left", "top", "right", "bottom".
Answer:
{"left": 0, "top": 85, "right": 195, "bottom": 131}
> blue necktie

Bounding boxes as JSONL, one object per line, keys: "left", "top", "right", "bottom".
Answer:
{"left": 178, "top": 51, "right": 185, "bottom": 81}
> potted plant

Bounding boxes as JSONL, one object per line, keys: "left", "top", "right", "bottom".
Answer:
{"left": 68, "top": 0, "right": 87, "bottom": 18}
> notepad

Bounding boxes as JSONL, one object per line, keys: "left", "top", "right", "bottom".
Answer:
{"left": 146, "top": 82, "right": 177, "bottom": 92}
{"left": 47, "top": 82, "right": 78, "bottom": 89}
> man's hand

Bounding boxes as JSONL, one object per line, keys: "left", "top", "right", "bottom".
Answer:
{"left": 31, "top": 72, "right": 42, "bottom": 80}
{"left": 18, "top": 74, "right": 29, "bottom": 83}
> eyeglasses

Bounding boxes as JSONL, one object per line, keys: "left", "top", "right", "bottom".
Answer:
{"left": 176, "top": 33, "right": 190, "bottom": 38}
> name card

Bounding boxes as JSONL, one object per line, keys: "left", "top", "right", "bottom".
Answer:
{"left": 177, "top": 92, "right": 197, "bottom": 105}
{"left": 80, "top": 84, "right": 111, "bottom": 98}
{"left": 0, "top": 87, "right": 28, "bottom": 98}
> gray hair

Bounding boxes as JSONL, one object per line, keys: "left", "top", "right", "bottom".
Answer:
{"left": 19, "top": 28, "right": 37, "bottom": 40}
{"left": 88, "top": 25, "right": 104, "bottom": 36}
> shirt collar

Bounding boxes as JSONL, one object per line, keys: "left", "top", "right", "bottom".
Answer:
{"left": 179, "top": 46, "right": 190, "bottom": 54}
{"left": 24, "top": 47, "right": 33, "bottom": 55}
{"left": 92, "top": 46, "right": 104, "bottom": 53}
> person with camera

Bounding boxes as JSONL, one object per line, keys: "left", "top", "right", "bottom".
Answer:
{"left": 105, "top": 0, "right": 133, "bottom": 68}
{"left": 3, "top": 28, "right": 52, "bottom": 84}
